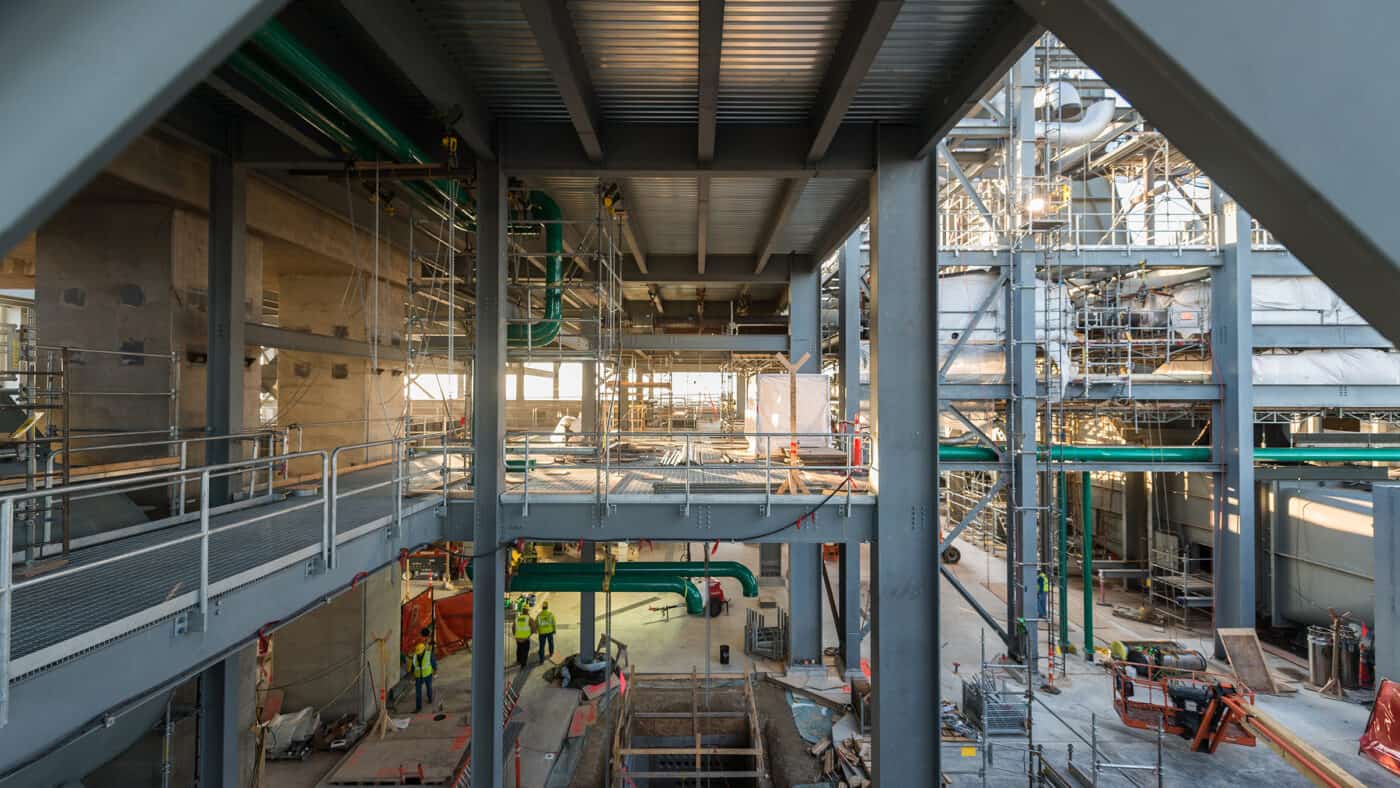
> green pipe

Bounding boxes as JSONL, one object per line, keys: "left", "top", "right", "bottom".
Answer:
{"left": 504, "top": 569, "right": 705, "bottom": 615}
{"left": 513, "top": 560, "right": 759, "bottom": 597}
{"left": 508, "top": 191, "right": 563, "bottom": 347}
{"left": 1057, "top": 472, "right": 1069, "bottom": 651}
{"left": 246, "top": 21, "right": 474, "bottom": 224}
{"left": 226, "top": 52, "right": 375, "bottom": 158}
{"left": 938, "top": 444, "right": 1400, "bottom": 463}
{"left": 1081, "top": 471, "right": 1093, "bottom": 662}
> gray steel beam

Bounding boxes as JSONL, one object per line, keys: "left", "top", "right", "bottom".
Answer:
{"left": 868, "top": 125, "right": 939, "bottom": 782}
{"left": 1210, "top": 194, "right": 1255, "bottom": 656}
{"left": 484, "top": 500, "right": 875, "bottom": 543}
{"left": 1007, "top": 52, "right": 1039, "bottom": 671}
{"left": 503, "top": 122, "right": 875, "bottom": 177}
{"left": 788, "top": 546, "right": 824, "bottom": 665}
{"left": 808, "top": 0, "right": 903, "bottom": 162}
{"left": 623, "top": 254, "right": 801, "bottom": 284}
{"left": 1016, "top": 0, "right": 1400, "bottom": 346}
{"left": 620, "top": 334, "right": 788, "bottom": 352}
{"left": 697, "top": 0, "right": 724, "bottom": 163}
{"left": 939, "top": 248, "right": 1224, "bottom": 268}
{"left": 1253, "top": 385, "right": 1400, "bottom": 408}
{"left": 837, "top": 541, "right": 863, "bottom": 677}
{"left": 519, "top": 0, "right": 604, "bottom": 160}
{"left": 838, "top": 232, "right": 863, "bottom": 424}
{"left": 787, "top": 255, "right": 824, "bottom": 666}
{"left": 697, "top": 175, "right": 711, "bottom": 275}
{"left": 1252, "top": 325, "right": 1390, "bottom": 350}
{"left": 579, "top": 541, "right": 596, "bottom": 656}
{"left": 580, "top": 362, "right": 598, "bottom": 433}
{"left": 470, "top": 156, "right": 508, "bottom": 788}
{"left": 1374, "top": 484, "right": 1400, "bottom": 683}
{"left": 245, "top": 323, "right": 408, "bottom": 360}
{"left": 0, "top": 0, "right": 288, "bottom": 255}
{"left": 755, "top": 178, "right": 811, "bottom": 274}
{"left": 196, "top": 653, "right": 241, "bottom": 787}
{"left": 340, "top": 0, "right": 495, "bottom": 160}
{"left": 207, "top": 150, "right": 247, "bottom": 506}
{"left": 940, "top": 381, "right": 1223, "bottom": 402}
{"left": 619, "top": 186, "right": 650, "bottom": 275}
{"left": 914, "top": 7, "right": 1040, "bottom": 158}
{"left": 811, "top": 188, "right": 870, "bottom": 267}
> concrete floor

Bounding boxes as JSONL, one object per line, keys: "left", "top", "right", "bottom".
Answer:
{"left": 264, "top": 537, "right": 1395, "bottom": 786}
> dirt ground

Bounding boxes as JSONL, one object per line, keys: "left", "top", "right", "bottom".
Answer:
{"left": 754, "top": 681, "right": 824, "bottom": 787}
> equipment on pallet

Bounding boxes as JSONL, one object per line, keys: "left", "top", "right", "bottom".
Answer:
{"left": 1111, "top": 639, "right": 1207, "bottom": 674}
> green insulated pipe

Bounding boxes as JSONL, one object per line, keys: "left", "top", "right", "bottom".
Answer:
{"left": 1057, "top": 472, "right": 1069, "bottom": 651}
{"left": 938, "top": 444, "right": 1400, "bottom": 464}
{"left": 513, "top": 560, "right": 759, "bottom": 597}
{"left": 1081, "top": 471, "right": 1094, "bottom": 662}
{"left": 246, "top": 20, "right": 473, "bottom": 223}
{"left": 509, "top": 191, "right": 564, "bottom": 347}
{"left": 504, "top": 570, "right": 706, "bottom": 615}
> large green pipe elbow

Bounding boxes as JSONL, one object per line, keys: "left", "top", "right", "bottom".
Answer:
{"left": 516, "top": 560, "right": 759, "bottom": 598}
{"left": 507, "top": 191, "right": 563, "bottom": 348}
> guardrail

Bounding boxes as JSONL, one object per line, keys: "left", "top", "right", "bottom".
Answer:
{"left": 503, "top": 429, "right": 871, "bottom": 513}
{"left": 0, "top": 433, "right": 458, "bottom": 727}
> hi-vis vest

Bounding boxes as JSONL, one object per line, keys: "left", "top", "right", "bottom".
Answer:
{"left": 514, "top": 614, "right": 533, "bottom": 640}
{"left": 1037, "top": 573, "right": 1050, "bottom": 592}
{"left": 537, "top": 610, "right": 556, "bottom": 635}
{"left": 412, "top": 649, "right": 434, "bottom": 678}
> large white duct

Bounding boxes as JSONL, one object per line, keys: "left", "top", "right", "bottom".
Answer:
{"left": 1143, "top": 277, "right": 1368, "bottom": 339}
{"left": 1035, "top": 81, "right": 1083, "bottom": 119}
{"left": 1040, "top": 100, "right": 1116, "bottom": 148}
{"left": 938, "top": 272, "right": 1078, "bottom": 390}
{"left": 1152, "top": 350, "right": 1400, "bottom": 385}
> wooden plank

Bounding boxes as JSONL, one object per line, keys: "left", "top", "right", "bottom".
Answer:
{"left": 1235, "top": 700, "right": 1366, "bottom": 788}
{"left": 1218, "top": 627, "right": 1280, "bottom": 694}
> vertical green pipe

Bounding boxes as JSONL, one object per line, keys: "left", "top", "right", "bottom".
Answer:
{"left": 1058, "top": 472, "right": 1069, "bottom": 650}
{"left": 1081, "top": 471, "right": 1094, "bottom": 661}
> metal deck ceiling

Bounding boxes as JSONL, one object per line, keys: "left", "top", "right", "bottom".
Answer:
{"left": 573, "top": 0, "right": 701, "bottom": 123}
{"left": 719, "top": 0, "right": 852, "bottom": 124}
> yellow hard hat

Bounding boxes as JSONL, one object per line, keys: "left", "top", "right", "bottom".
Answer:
{"left": 415, "top": 642, "right": 426, "bottom": 654}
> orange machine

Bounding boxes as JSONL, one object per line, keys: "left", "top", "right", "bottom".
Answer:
{"left": 1109, "top": 661, "right": 1256, "bottom": 753}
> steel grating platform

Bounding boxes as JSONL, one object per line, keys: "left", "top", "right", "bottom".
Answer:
{"left": 8, "top": 458, "right": 443, "bottom": 668}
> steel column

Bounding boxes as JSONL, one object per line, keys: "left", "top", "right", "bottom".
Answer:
{"left": 1374, "top": 484, "right": 1400, "bottom": 683}
{"left": 207, "top": 147, "right": 247, "bottom": 505}
{"left": 838, "top": 541, "right": 863, "bottom": 678}
{"left": 838, "top": 232, "right": 863, "bottom": 424}
{"left": 787, "top": 545, "right": 823, "bottom": 666}
{"left": 868, "top": 126, "right": 939, "bottom": 783}
{"left": 580, "top": 362, "right": 597, "bottom": 434}
{"left": 196, "top": 652, "right": 242, "bottom": 788}
{"left": 1211, "top": 193, "right": 1256, "bottom": 655}
{"left": 470, "top": 155, "right": 508, "bottom": 788}
{"left": 1006, "top": 50, "right": 1040, "bottom": 675}
{"left": 579, "top": 541, "right": 596, "bottom": 656}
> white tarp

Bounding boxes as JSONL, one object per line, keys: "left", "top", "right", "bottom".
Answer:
{"left": 1153, "top": 350, "right": 1400, "bottom": 385}
{"left": 745, "top": 373, "right": 830, "bottom": 453}
{"left": 937, "top": 271, "right": 1078, "bottom": 389}
{"left": 1147, "top": 277, "right": 1367, "bottom": 339}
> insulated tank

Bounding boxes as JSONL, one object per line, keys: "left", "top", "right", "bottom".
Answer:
{"left": 1269, "top": 485, "right": 1374, "bottom": 628}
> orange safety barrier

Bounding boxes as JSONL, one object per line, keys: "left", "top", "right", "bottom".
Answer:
{"left": 401, "top": 588, "right": 433, "bottom": 655}
{"left": 433, "top": 592, "right": 474, "bottom": 656}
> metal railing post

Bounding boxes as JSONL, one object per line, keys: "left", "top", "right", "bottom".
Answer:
{"left": 250, "top": 437, "right": 261, "bottom": 499}
{"left": 266, "top": 433, "right": 275, "bottom": 494}
{"left": 328, "top": 449, "right": 339, "bottom": 570}
{"left": 522, "top": 435, "right": 530, "bottom": 517}
{"left": 1, "top": 498, "right": 13, "bottom": 726}
{"left": 176, "top": 442, "right": 188, "bottom": 517}
{"left": 683, "top": 432, "right": 691, "bottom": 516}
{"left": 197, "top": 470, "right": 211, "bottom": 629}
{"left": 764, "top": 434, "right": 772, "bottom": 512}
{"left": 441, "top": 430, "right": 449, "bottom": 512}
{"left": 394, "top": 438, "right": 404, "bottom": 533}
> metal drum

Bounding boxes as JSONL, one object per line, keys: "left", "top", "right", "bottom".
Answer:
{"left": 1307, "top": 625, "right": 1334, "bottom": 687}
{"left": 1339, "top": 629, "right": 1361, "bottom": 689}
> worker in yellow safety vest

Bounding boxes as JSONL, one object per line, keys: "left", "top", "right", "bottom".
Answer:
{"left": 1037, "top": 570, "right": 1050, "bottom": 619}
{"left": 513, "top": 606, "right": 535, "bottom": 670}
{"left": 536, "top": 601, "right": 556, "bottom": 664}
{"left": 411, "top": 628, "right": 436, "bottom": 712}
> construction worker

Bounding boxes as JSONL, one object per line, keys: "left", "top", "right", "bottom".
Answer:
{"left": 1037, "top": 569, "right": 1050, "bottom": 619}
{"left": 411, "top": 628, "right": 436, "bottom": 712}
{"left": 536, "top": 601, "right": 556, "bottom": 664}
{"left": 513, "top": 606, "right": 534, "bottom": 670}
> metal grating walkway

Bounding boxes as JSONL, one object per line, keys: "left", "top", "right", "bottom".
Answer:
{"left": 9, "top": 459, "right": 442, "bottom": 666}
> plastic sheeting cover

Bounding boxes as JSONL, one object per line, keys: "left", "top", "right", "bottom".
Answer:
{"left": 1147, "top": 277, "right": 1367, "bottom": 339}
{"left": 1360, "top": 678, "right": 1400, "bottom": 776}
{"left": 745, "top": 373, "right": 830, "bottom": 452}
{"left": 1153, "top": 349, "right": 1400, "bottom": 385}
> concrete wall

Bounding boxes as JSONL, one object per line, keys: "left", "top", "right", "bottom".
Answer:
{"left": 270, "top": 563, "right": 401, "bottom": 722}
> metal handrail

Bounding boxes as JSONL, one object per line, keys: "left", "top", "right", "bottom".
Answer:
{"left": 328, "top": 434, "right": 451, "bottom": 568}
{"left": 0, "top": 448, "right": 336, "bottom": 726}
{"left": 502, "top": 430, "right": 872, "bottom": 510}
